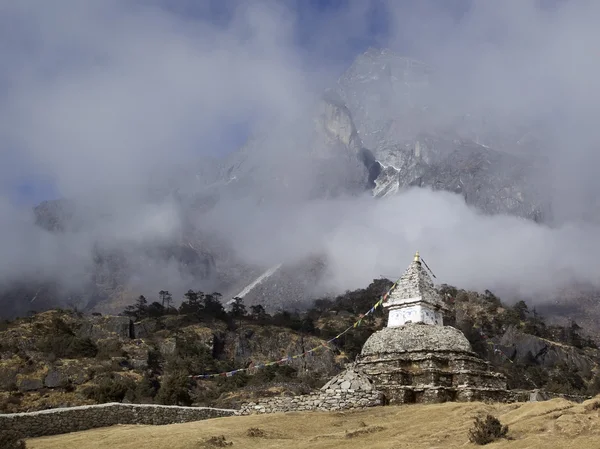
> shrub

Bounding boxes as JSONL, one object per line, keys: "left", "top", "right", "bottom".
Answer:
{"left": 37, "top": 317, "right": 98, "bottom": 358}
{"left": 156, "top": 371, "right": 192, "bottom": 406}
{"left": 83, "top": 375, "right": 136, "bottom": 403}
{"left": 248, "top": 365, "right": 297, "bottom": 386}
{"left": 66, "top": 336, "right": 98, "bottom": 357}
{"left": 96, "top": 339, "right": 125, "bottom": 359}
{"left": 468, "top": 415, "right": 508, "bottom": 445}
{"left": 134, "top": 374, "right": 159, "bottom": 402}
{"left": 37, "top": 334, "right": 98, "bottom": 358}
{"left": 190, "top": 382, "right": 220, "bottom": 405}
{"left": 216, "top": 372, "right": 250, "bottom": 391}
{"left": 0, "top": 430, "right": 26, "bottom": 449}
{"left": 166, "top": 335, "right": 218, "bottom": 374}
{"left": 202, "top": 435, "right": 232, "bottom": 447}
{"left": 147, "top": 348, "right": 163, "bottom": 373}
{"left": 0, "top": 394, "right": 22, "bottom": 413}
{"left": 585, "top": 401, "right": 600, "bottom": 412}
{"left": 246, "top": 428, "right": 266, "bottom": 437}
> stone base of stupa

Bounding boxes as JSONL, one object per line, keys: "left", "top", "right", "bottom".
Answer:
{"left": 355, "top": 323, "right": 511, "bottom": 405}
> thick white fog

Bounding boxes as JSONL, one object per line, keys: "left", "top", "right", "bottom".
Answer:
{"left": 1, "top": 0, "right": 599, "bottom": 310}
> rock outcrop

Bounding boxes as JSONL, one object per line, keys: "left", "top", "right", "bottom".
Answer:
{"left": 320, "top": 366, "right": 375, "bottom": 392}
{"left": 499, "top": 326, "right": 595, "bottom": 377}
{"left": 334, "top": 48, "right": 549, "bottom": 221}
{"left": 239, "top": 367, "right": 382, "bottom": 415}
{"left": 77, "top": 315, "right": 132, "bottom": 340}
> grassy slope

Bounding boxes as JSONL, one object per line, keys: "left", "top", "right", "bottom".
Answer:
{"left": 28, "top": 398, "right": 600, "bottom": 449}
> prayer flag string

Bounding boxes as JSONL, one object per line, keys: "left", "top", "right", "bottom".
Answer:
{"left": 189, "top": 279, "right": 400, "bottom": 379}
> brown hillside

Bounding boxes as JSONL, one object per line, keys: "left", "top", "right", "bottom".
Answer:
{"left": 27, "top": 398, "right": 600, "bottom": 449}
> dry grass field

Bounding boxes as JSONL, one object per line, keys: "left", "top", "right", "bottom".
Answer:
{"left": 27, "top": 398, "right": 600, "bottom": 449}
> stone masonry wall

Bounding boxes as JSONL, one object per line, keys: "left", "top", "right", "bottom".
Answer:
{"left": 239, "top": 367, "right": 383, "bottom": 414}
{"left": 513, "top": 389, "right": 592, "bottom": 404}
{"left": 239, "top": 389, "right": 383, "bottom": 415}
{"left": 1, "top": 403, "right": 236, "bottom": 441}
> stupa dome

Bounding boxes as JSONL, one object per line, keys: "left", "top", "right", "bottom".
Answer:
{"left": 360, "top": 323, "right": 473, "bottom": 356}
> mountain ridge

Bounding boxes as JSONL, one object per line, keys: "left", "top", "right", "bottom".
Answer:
{"left": 0, "top": 47, "right": 580, "bottom": 322}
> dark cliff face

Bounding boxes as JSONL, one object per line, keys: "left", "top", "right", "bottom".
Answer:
{"left": 499, "top": 326, "right": 595, "bottom": 377}
{"left": 332, "top": 48, "right": 550, "bottom": 221}
{"left": 369, "top": 134, "right": 548, "bottom": 221}
{"left": 335, "top": 48, "right": 434, "bottom": 151}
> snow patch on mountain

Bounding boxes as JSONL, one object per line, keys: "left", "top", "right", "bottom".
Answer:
{"left": 233, "top": 264, "right": 283, "bottom": 299}
{"left": 372, "top": 163, "right": 401, "bottom": 198}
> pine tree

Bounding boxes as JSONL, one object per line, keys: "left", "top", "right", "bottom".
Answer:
{"left": 203, "top": 292, "right": 225, "bottom": 319}
{"left": 179, "top": 290, "right": 201, "bottom": 315}
{"left": 123, "top": 295, "right": 148, "bottom": 320}
{"left": 513, "top": 300, "right": 529, "bottom": 320}
{"left": 184, "top": 290, "right": 199, "bottom": 305}
{"left": 135, "top": 295, "right": 148, "bottom": 318}
{"left": 230, "top": 297, "right": 247, "bottom": 318}
{"left": 250, "top": 304, "right": 268, "bottom": 322}
{"left": 159, "top": 290, "right": 173, "bottom": 308}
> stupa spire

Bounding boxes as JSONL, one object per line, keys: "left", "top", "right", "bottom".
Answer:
{"left": 413, "top": 251, "right": 420, "bottom": 264}
{"left": 384, "top": 252, "right": 447, "bottom": 327}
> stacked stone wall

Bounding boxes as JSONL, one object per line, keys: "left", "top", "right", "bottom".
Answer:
{"left": 0, "top": 403, "right": 235, "bottom": 441}
{"left": 239, "top": 389, "right": 383, "bottom": 415}
{"left": 513, "top": 389, "right": 592, "bottom": 404}
{"left": 239, "top": 367, "right": 383, "bottom": 415}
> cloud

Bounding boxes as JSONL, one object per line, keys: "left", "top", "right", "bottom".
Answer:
{"left": 0, "top": 0, "right": 323, "bottom": 290}
{"left": 0, "top": 0, "right": 316, "bottom": 196}
{"left": 203, "top": 187, "right": 600, "bottom": 302}
{"left": 318, "top": 189, "right": 600, "bottom": 299}
{"left": 1, "top": 0, "right": 600, "bottom": 315}
{"left": 385, "top": 0, "right": 600, "bottom": 223}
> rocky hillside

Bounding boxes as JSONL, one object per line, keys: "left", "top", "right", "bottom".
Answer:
{"left": 1, "top": 280, "right": 599, "bottom": 414}
{"left": 0, "top": 301, "right": 343, "bottom": 414}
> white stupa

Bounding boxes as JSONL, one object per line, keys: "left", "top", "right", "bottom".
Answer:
{"left": 383, "top": 251, "right": 449, "bottom": 327}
